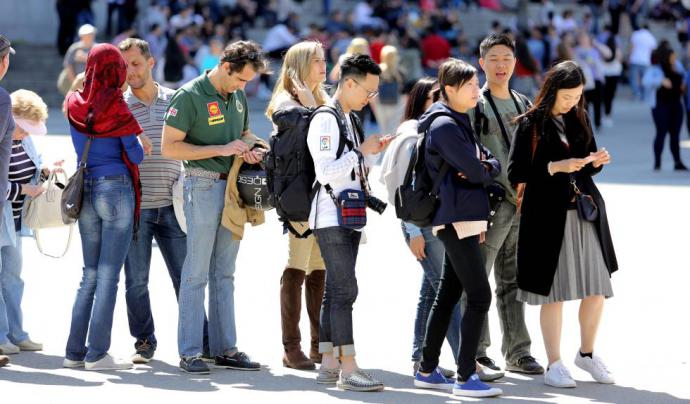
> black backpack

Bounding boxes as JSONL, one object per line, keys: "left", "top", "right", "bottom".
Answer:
{"left": 266, "top": 105, "right": 363, "bottom": 237}
{"left": 393, "top": 111, "right": 457, "bottom": 228}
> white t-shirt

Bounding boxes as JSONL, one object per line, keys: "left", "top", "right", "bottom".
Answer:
{"left": 629, "top": 29, "right": 658, "bottom": 66}
{"left": 307, "top": 105, "right": 377, "bottom": 230}
{"left": 263, "top": 24, "right": 299, "bottom": 53}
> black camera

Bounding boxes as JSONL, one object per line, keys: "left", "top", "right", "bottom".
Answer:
{"left": 366, "top": 195, "right": 388, "bottom": 215}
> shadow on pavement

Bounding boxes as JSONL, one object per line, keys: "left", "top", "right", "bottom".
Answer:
{"left": 2, "top": 358, "right": 686, "bottom": 403}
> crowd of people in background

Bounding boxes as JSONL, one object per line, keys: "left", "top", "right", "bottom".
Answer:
{"left": 52, "top": 0, "right": 690, "bottom": 170}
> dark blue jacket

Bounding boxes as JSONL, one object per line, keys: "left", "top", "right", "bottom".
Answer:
{"left": 419, "top": 102, "right": 500, "bottom": 226}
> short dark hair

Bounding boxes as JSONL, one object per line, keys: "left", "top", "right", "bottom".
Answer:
{"left": 221, "top": 40, "right": 270, "bottom": 74}
{"left": 438, "top": 58, "right": 477, "bottom": 100}
{"left": 479, "top": 33, "right": 515, "bottom": 58}
{"left": 118, "top": 38, "right": 152, "bottom": 59}
{"left": 340, "top": 53, "right": 382, "bottom": 83}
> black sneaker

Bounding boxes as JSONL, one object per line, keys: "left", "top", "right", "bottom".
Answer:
{"left": 214, "top": 351, "right": 260, "bottom": 371}
{"left": 506, "top": 355, "right": 545, "bottom": 375}
{"left": 476, "top": 357, "right": 501, "bottom": 371}
{"left": 131, "top": 339, "right": 156, "bottom": 364}
{"left": 180, "top": 355, "right": 210, "bottom": 375}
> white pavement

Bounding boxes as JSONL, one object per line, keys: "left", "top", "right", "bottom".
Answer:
{"left": 0, "top": 98, "right": 689, "bottom": 404}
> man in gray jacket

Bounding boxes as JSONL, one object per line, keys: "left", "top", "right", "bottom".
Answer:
{"left": 0, "top": 34, "right": 16, "bottom": 367}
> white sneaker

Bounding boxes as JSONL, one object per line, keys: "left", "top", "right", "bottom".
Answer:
{"left": 17, "top": 339, "right": 43, "bottom": 351}
{"left": 574, "top": 352, "right": 615, "bottom": 384}
{"left": 84, "top": 354, "right": 133, "bottom": 371}
{"left": 544, "top": 360, "right": 576, "bottom": 388}
{"left": 63, "top": 358, "right": 85, "bottom": 368}
{"left": 0, "top": 342, "right": 20, "bottom": 354}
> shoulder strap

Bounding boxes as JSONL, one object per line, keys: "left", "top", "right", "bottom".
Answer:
{"left": 310, "top": 105, "right": 352, "bottom": 159}
{"left": 484, "top": 88, "right": 511, "bottom": 149}
{"left": 79, "top": 136, "right": 93, "bottom": 168}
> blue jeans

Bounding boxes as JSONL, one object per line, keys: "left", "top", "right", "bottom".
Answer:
{"left": 65, "top": 175, "right": 134, "bottom": 362}
{"left": 628, "top": 63, "right": 647, "bottom": 100}
{"left": 402, "top": 224, "right": 460, "bottom": 364}
{"left": 178, "top": 176, "right": 241, "bottom": 358}
{"left": 313, "top": 226, "right": 361, "bottom": 358}
{"left": 0, "top": 232, "right": 29, "bottom": 345}
{"left": 124, "top": 205, "right": 209, "bottom": 349}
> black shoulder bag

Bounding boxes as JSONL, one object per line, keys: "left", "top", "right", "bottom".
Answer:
{"left": 61, "top": 135, "right": 93, "bottom": 224}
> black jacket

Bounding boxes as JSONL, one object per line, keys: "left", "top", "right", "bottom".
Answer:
{"left": 507, "top": 111, "right": 618, "bottom": 296}
{"left": 419, "top": 102, "right": 500, "bottom": 227}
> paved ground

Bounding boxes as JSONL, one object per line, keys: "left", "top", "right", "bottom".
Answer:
{"left": 0, "top": 96, "right": 689, "bottom": 404}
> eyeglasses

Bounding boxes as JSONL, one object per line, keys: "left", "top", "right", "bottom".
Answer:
{"left": 352, "top": 79, "right": 379, "bottom": 99}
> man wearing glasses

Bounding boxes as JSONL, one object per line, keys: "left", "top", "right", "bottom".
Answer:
{"left": 307, "top": 54, "right": 393, "bottom": 391}
{"left": 162, "top": 40, "right": 268, "bottom": 375}
{"left": 0, "top": 35, "right": 16, "bottom": 368}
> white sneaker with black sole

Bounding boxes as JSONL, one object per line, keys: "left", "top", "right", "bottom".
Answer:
{"left": 544, "top": 360, "right": 576, "bottom": 388}
{"left": 574, "top": 352, "right": 615, "bottom": 384}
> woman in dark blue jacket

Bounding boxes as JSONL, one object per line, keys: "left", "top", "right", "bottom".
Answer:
{"left": 413, "top": 59, "right": 502, "bottom": 398}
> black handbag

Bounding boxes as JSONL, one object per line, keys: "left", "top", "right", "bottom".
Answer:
{"left": 61, "top": 136, "right": 92, "bottom": 224}
{"left": 570, "top": 174, "right": 598, "bottom": 222}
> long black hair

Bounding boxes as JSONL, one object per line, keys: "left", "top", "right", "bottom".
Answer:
{"left": 403, "top": 77, "right": 438, "bottom": 121}
{"left": 517, "top": 60, "right": 592, "bottom": 145}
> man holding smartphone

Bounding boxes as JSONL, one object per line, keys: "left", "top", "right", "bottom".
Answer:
{"left": 162, "top": 40, "right": 269, "bottom": 375}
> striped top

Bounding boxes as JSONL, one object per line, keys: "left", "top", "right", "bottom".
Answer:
{"left": 6, "top": 141, "right": 37, "bottom": 231}
{"left": 124, "top": 84, "right": 182, "bottom": 209}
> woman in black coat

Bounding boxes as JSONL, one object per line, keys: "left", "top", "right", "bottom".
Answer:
{"left": 507, "top": 61, "right": 618, "bottom": 389}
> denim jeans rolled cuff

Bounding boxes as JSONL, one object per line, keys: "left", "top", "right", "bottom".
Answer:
{"left": 319, "top": 342, "right": 356, "bottom": 358}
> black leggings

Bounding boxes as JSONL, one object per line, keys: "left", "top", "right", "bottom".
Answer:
{"left": 652, "top": 101, "right": 684, "bottom": 166}
{"left": 585, "top": 80, "right": 604, "bottom": 129}
{"left": 603, "top": 75, "right": 619, "bottom": 117}
{"left": 420, "top": 228, "right": 491, "bottom": 381}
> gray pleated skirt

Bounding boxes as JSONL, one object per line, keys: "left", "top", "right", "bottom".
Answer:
{"left": 518, "top": 210, "right": 614, "bottom": 305}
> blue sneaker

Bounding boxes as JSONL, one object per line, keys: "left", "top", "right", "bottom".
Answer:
{"left": 414, "top": 367, "right": 454, "bottom": 391}
{"left": 452, "top": 373, "right": 503, "bottom": 397}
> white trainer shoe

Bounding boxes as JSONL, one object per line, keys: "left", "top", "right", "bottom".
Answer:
{"left": 574, "top": 352, "right": 615, "bottom": 384}
{"left": 63, "top": 358, "right": 85, "bottom": 368}
{"left": 0, "top": 342, "right": 20, "bottom": 355}
{"left": 84, "top": 354, "right": 133, "bottom": 371}
{"left": 17, "top": 339, "right": 43, "bottom": 351}
{"left": 544, "top": 360, "right": 576, "bottom": 388}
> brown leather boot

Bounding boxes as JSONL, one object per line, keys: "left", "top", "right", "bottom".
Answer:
{"left": 305, "top": 270, "right": 325, "bottom": 364}
{"left": 0, "top": 355, "right": 8, "bottom": 367}
{"left": 280, "top": 268, "right": 315, "bottom": 370}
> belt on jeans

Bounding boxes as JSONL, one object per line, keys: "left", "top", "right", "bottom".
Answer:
{"left": 185, "top": 167, "right": 228, "bottom": 180}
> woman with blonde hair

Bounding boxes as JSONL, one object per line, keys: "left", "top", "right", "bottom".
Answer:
{"left": 328, "top": 37, "right": 370, "bottom": 83}
{"left": 374, "top": 45, "right": 405, "bottom": 136}
{"left": 265, "top": 40, "right": 329, "bottom": 371}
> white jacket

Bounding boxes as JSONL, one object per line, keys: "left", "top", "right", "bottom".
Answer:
{"left": 307, "top": 106, "right": 377, "bottom": 230}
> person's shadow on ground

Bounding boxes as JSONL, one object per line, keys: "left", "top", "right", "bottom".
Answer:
{"left": 4, "top": 356, "right": 687, "bottom": 403}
